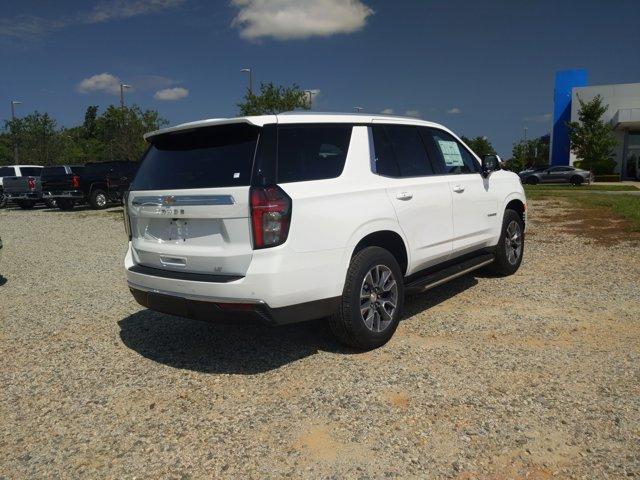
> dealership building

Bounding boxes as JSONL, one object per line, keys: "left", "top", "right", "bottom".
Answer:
{"left": 550, "top": 70, "right": 640, "bottom": 179}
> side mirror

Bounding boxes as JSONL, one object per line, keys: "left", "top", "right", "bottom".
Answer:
{"left": 482, "top": 154, "right": 501, "bottom": 177}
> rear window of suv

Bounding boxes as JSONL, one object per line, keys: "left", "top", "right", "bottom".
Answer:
{"left": 276, "top": 125, "right": 352, "bottom": 183}
{"left": 131, "top": 124, "right": 260, "bottom": 190}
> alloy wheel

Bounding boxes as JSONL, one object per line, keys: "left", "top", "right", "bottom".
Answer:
{"left": 360, "top": 265, "right": 398, "bottom": 333}
{"left": 505, "top": 220, "right": 522, "bottom": 265}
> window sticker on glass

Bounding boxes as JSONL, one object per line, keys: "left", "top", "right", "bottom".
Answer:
{"left": 438, "top": 140, "right": 464, "bottom": 167}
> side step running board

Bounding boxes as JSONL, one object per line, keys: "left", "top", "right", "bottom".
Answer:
{"left": 404, "top": 253, "right": 495, "bottom": 294}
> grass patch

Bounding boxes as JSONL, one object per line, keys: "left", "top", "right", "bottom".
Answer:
{"left": 524, "top": 184, "right": 637, "bottom": 192}
{"left": 528, "top": 190, "right": 640, "bottom": 232}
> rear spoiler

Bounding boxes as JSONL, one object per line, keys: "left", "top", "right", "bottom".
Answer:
{"left": 144, "top": 118, "right": 265, "bottom": 142}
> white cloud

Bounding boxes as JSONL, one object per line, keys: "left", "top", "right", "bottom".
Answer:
{"left": 405, "top": 109, "right": 421, "bottom": 118}
{"left": 446, "top": 107, "right": 462, "bottom": 114}
{"left": 154, "top": 87, "right": 189, "bottom": 101}
{"left": 524, "top": 113, "right": 552, "bottom": 123}
{"left": 380, "top": 108, "right": 394, "bottom": 114}
{"left": 77, "top": 73, "right": 123, "bottom": 95}
{"left": 231, "top": 0, "right": 374, "bottom": 40}
{"left": 0, "top": 0, "right": 185, "bottom": 41}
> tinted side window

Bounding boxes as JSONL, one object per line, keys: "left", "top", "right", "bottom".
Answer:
{"left": 429, "top": 129, "right": 480, "bottom": 174}
{"left": 0, "top": 167, "right": 15, "bottom": 176}
{"left": 277, "top": 125, "right": 352, "bottom": 183}
{"left": 20, "top": 167, "right": 43, "bottom": 176}
{"left": 70, "top": 166, "right": 85, "bottom": 174}
{"left": 371, "top": 125, "right": 434, "bottom": 177}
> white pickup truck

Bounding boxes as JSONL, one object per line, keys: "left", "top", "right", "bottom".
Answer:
{"left": 124, "top": 113, "right": 526, "bottom": 349}
{"left": 0, "top": 165, "right": 44, "bottom": 209}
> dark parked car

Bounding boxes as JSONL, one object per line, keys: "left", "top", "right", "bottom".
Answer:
{"left": 519, "top": 165, "right": 593, "bottom": 185}
{"left": 42, "top": 161, "right": 139, "bottom": 210}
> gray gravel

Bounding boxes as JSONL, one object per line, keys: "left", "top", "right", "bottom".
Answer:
{"left": 1, "top": 200, "right": 639, "bottom": 479}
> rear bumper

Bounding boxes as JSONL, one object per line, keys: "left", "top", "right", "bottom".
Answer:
{"left": 124, "top": 242, "right": 346, "bottom": 324}
{"left": 43, "top": 190, "right": 84, "bottom": 199}
{"left": 128, "top": 285, "right": 340, "bottom": 325}
{"left": 6, "top": 192, "right": 41, "bottom": 200}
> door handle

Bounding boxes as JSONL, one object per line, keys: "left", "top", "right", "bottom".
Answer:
{"left": 452, "top": 185, "right": 465, "bottom": 193}
{"left": 396, "top": 192, "right": 413, "bottom": 201}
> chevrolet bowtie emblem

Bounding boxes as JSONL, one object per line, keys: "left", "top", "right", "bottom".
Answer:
{"left": 162, "top": 196, "right": 175, "bottom": 206}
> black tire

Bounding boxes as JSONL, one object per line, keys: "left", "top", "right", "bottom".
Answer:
{"left": 526, "top": 176, "right": 539, "bottom": 185}
{"left": 329, "top": 246, "right": 404, "bottom": 350}
{"left": 17, "top": 200, "right": 35, "bottom": 210}
{"left": 57, "top": 199, "right": 75, "bottom": 210}
{"left": 570, "top": 175, "right": 583, "bottom": 186}
{"left": 488, "top": 209, "right": 525, "bottom": 276}
{"left": 0, "top": 193, "right": 6, "bottom": 209}
{"left": 89, "top": 189, "right": 108, "bottom": 209}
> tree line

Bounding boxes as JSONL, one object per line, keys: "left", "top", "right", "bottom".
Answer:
{"left": 0, "top": 105, "right": 168, "bottom": 166}
{"left": 1, "top": 83, "right": 615, "bottom": 173}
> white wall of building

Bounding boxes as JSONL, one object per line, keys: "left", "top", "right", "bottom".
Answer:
{"left": 570, "top": 83, "right": 640, "bottom": 174}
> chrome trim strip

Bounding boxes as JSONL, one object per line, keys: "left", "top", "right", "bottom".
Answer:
{"left": 417, "top": 258, "right": 494, "bottom": 293}
{"left": 127, "top": 280, "right": 265, "bottom": 305}
{"left": 131, "top": 195, "right": 235, "bottom": 207}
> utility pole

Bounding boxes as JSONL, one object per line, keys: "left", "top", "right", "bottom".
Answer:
{"left": 120, "top": 84, "right": 131, "bottom": 111}
{"left": 240, "top": 68, "right": 253, "bottom": 95}
{"left": 524, "top": 126, "right": 528, "bottom": 142}
{"left": 11, "top": 100, "right": 21, "bottom": 164}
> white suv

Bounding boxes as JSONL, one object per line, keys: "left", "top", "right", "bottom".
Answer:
{"left": 124, "top": 113, "right": 526, "bottom": 349}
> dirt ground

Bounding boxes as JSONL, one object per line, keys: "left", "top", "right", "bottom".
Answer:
{"left": 1, "top": 198, "right": 638, "bottom": 479}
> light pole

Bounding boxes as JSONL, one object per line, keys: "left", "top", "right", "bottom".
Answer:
{"left": 354, "top": 106, "right": 364, "bottom": 113}
{"left": 240, "top": 68, "right": 253, "bottom": 95}
{"left": 11, "top": 100, "right": 21, "bottom": 164}
{"left": 120, "top": 84, "right": 131, "bottom": 111}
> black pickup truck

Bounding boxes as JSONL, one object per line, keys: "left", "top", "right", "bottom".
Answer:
{"left": 42, "top": 161, "right": 139, "bottom": 210}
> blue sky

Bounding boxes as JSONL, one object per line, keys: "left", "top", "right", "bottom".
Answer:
{"left": 1, "top": 0, "right": 639, "bottom": 157}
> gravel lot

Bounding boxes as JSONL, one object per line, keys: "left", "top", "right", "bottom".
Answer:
{"left": 1, "top": 200, "right": 639, "bottom": 479}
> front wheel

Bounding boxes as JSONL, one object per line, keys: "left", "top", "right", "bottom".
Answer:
{"left": 89, "top": 189, "right": 108, "bottom": 209}
{"left": 488, "top": 209, "right": 524, "bottom": 276}
{"left": 570, "top": 176, "right": 583, "bottom": 186}
{"left": 526, "top": 176, "right": 539, "bottom": 185}
{"left": 329, "top": 246, "right": 404, "bottom": 350}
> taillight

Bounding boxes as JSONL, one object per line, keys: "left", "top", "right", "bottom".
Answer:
{"left": 71, "top": 175, "right": 80, "bottom": 188}
{"left": 27, "top": 177, "right": 35, "bottom": 191}
{"left": 123, "top": 191, "right": 132, "bottom": 240}
{"left": 250, "top": 185, "right": 291, "bottom": 249}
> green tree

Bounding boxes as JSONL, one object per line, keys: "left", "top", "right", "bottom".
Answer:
{"left": 237, "top": 82, "right": 310, "bottom": 116}
{"left": 82, "top": 105, "right": 99, "bottom": 139}
{"left": 460, "top": 136, "right": 496, "bottom": 158}
{"left": 5, "top": 112, "right": 62, "bottom": 165}
{"left": 567, "top": 95, "right": 617, "bottom": 174}
{"left": 505, "top": 135, "right": 550, "bottom": 172}
{"left": 0, "top": 130, "right": 12, "bottom": 166}
{"left": 95, "top": 105, "right": 168, "bottom": 161}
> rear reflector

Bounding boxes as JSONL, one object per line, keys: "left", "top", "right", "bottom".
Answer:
{"left": 250, "top": 185, "right": 291, "bottom": 249}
